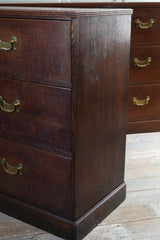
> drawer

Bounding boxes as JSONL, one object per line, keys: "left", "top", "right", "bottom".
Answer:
{"left": 130, "top": 46, "right": 160, "bottom": 85}
{"left": 0, "top": 78, "right": 71, "bottom": 157}
{"left": 0, "top": 138, "right": 72, "bottom": 219}
{"left": 128, "top": 84, "right": 160, "bottom": 122}
{"left": 0, "top": 19, "right": 71, "bottom": 87}
{"left": 132, "top": 8, "right": 160, "bottom": 45}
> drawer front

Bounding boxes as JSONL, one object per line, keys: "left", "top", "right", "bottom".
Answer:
{"left": 130, "top": 46, "right": 160, "bottom": 85}
{"left": 132, "top": 8, "right": 160, "bottom": 45}
{"left": 0, "top": 78, "right": 71, "bottom": 157}
{"left": 0, "top": 19, "right": 71, "bottom": 87}
{"left": 128, "top": 84, "right": 160, "bottom": 122}
{"left": 0, "top": 138, "right": 72, "bottom": 219}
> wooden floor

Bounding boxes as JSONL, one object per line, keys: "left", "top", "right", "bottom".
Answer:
{"left": 0, "top": 132, "right": 160, "bottom": 240}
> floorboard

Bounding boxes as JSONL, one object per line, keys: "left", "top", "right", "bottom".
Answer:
{"left": 0, "top": 132, "right": 160, "bottom": 240}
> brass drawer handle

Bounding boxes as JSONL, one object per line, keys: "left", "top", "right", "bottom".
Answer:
{"left": 1, "top": 158, "right": 23, "bottom": 176}
{"left": 0, "top": 96, "right": 20, "bottom": 113}
{"left": 0, "top": 36, "right": 17, "bottom": 51}
{"left": 133, "top": 57, "right": 152, "bottom": 68}
{"left": 135, "top": 18, "right": 155, "bottom": 29}
{"left": 132, "top": 96, "right": 150, "bottom": 106}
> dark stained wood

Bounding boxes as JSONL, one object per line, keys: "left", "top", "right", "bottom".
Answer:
{"left": 0, "top": 183, "right": 126, "bottom": 240}
{"left": 1, "top": 2, "right": 160, "bottom": 8}
{"left": 1, "top": 133, "right": 160, "bottom": 239}
{"left": 127, "top": 4, "right": 160, "bottom": 133}
{"left": 131, "top": 8, "right": 160, "bottom": 46}
{"left": 0, "top": 192, "right": 75, "bottom": 240}
{"left": 0, "top": 7, "right": 132, "bottom": 240}
{"left": 7, "top": 2, "right": 160, "bottom": 134}
{"left": 128, "top": 84, "right": 160, "bottom": 122}
{"left": 127, "top": 119, "right": 160, "bottom": 134}
{"left": 0, "top": 138, "right": 72, "bottom": 219}
{"left": 0, "top": 78, "right": 71, "bottom": 157}
{"left": 0, "top": 18, "right": 71, "bottom": 87}
{"left": 71, "top": 14, "right": 131, "bottom": 219}
{"left": 130, "top": 46, "right": 160, "bottom": 85}
{"left": 0, "top": 7, "right": 132, "bottom": 19}
{"left": 75, "top": 183, "right": 126, "bottom": 240}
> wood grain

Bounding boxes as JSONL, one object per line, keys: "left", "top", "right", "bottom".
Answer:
{"left": 0, "top": 78, "right": 71, "bottom": 157}
{"left": 0, "top": 2, "right": 160, "bottom": 9}
{"left": 71, "top": 14, "right": 131, "bottom": 219}
{"left": 130, "top": 46, "right": 160, "bottom": 85}
{"left": 1, "top": 0, "right": 159, "bottom": 134}
{"left": 131, "top": 8, "right": 160, "bottom": 46}
{"left": 0, "top": 138, "right": 72, "bottom": 219}
{"left": 0, "top": 7, "right": 132, "bottom": 19}
{"left": 0, "top": 18, "right": 71, "bottom": 87}
{"left": 128, "top": 84, "right": 160, "bottom": 122}
{"left": 0, "top": 132, "right": 160, "bottom": 239}
{"left": 0, "top": 7, "right": 132, "bottom": 240}
{"left": 127, "top": 119, "right": 160, "bottom": 134}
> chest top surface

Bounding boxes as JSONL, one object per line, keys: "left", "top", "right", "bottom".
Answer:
{"left": 0, "top": 6, "right": 132, "bottom": 19}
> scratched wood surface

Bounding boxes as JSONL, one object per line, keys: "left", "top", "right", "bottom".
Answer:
{"left": 0, "top": 132, "right": 160, "bottom": 240}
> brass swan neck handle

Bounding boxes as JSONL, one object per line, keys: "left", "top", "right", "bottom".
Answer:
{"left": 0, "top": 96, "right": 20, "bottom": 113}
{"left": 135, "top": 19, "right": 155, "bottom": 29}
{"left": 0, "top": 36, "right": 17, "bottom": 51}
{"left": 1, "top": 158, "right": 23, "bottom": 176}
{"left": 132, "top": 96, "right": 150, "bottom": 106}
{"left": 133, "top": 57, "right": 152, "bottom": 68}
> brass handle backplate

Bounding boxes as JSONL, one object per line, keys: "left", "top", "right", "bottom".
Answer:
{"left": 0, "top": 96, "right": 20, "bottom": 113}
{"left": 135, "top": 18, "right": 155, "bottom": 29}
{"left": 0, "top": 36, "right": 17, "bottom": 51}
{"left": 132, "top": 96, "right": 150, "bottom": 106}
{"left": 1, "top": 158, "right": 23, "bottom": 176}
{"left": 133, "top": 57, "right": 152, "bottom": 68}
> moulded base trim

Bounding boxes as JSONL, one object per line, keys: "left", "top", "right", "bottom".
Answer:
{"left": 127, "top": 119, "right": 160, "bottom": 134}
{"left": 0, "top": 182, "right": 126, "bottom": 240}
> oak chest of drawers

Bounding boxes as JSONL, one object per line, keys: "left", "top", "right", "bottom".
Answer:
{"left": 22, "top": 2, "right": 160, "bottom": 134}
{"left": 126, "top": 3, "right": 160, "bottom": 133}
{"left": 0, "top": 6, "right": 132, "bottom": 240}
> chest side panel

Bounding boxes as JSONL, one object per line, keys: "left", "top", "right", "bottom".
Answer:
{"left": 72, "top": 14, "right": 131, "bottom": 219}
